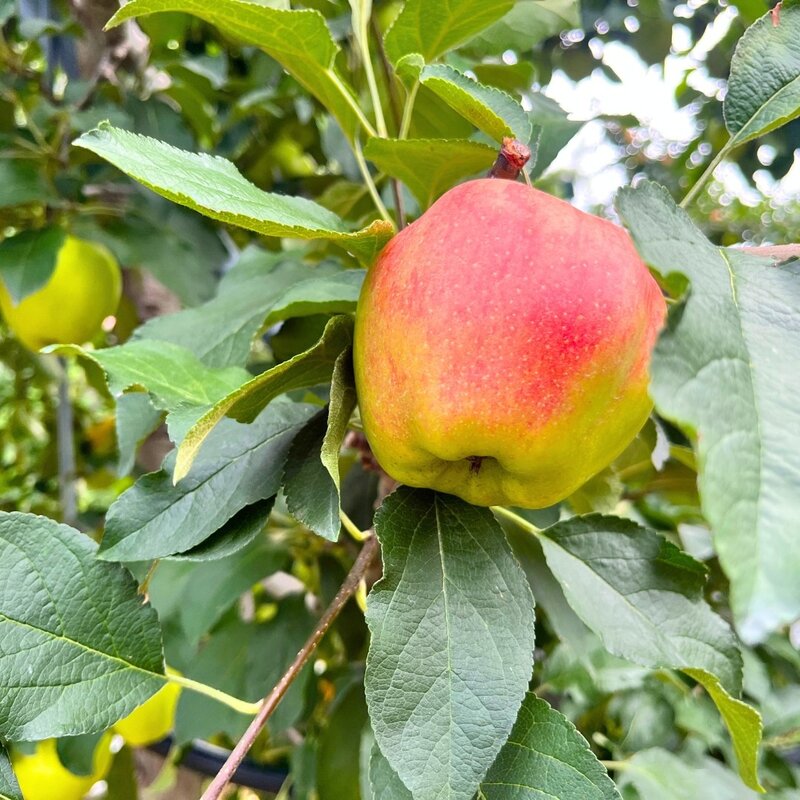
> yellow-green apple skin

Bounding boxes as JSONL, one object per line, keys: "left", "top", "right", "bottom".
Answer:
{"left": 12, "top": 735, "right": 113, "bottom": 800}
{"left": 0, "top": 235, "right": 121, "bottom": 352}
{"left": 353, "top": 178, "right": 665, "bottom": 508}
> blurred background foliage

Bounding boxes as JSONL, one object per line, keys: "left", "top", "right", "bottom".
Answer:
{"left": 1, "top": 0, "right": 799, "bottom": 798}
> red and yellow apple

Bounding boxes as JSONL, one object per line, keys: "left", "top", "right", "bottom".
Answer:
{"left": 353, "top": 179, "right": 665, "bottom": 508}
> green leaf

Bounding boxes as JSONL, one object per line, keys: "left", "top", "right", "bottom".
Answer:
{"left": 166, "top": 499, "right": 275, "bottom": 562}
{"left": 107, "top": 0, "right": 366, "bottom": 140}
{"left": 283, "top": 408, "right": 340, "bottom": 541}
{"left": 0, "top": 228, "right": 65, "bottom": 303}
{"left": 534, "top": 514, "right": 763, "bottom": 791}
{"left": 615, "top": 749, "right": 762, "bottom": 800}
{"left": 467, "top": 0, "right": 580, "bottom": 55}
{"left": 505, "top": 527, "right": 597, "bottom": 669}
{"left": 365, "top": 488, "right": 535, "bottom": 800}
{"left": 115, "top": 392, "right": 163, "bottom": 476}
{"left": 104, "top": 746, "right": 138, "bottom": 800}
{"left": 368, "top": 695, "right": 620, "bottom": 800}
{"left": 174, "top": 600, "right": 313, "bottom": 742}
{"left": 536, "top": 514, "right": 742, "bottom": 693}
{"left": 723, "top": 5, "right": 800, "bottom": 145}
{"left": 479, "top": 694, "right": 621, "bottom": 800}
{"left": 54, "top": 339, "right": 249, "bottom": 415}
{"left": 74, "top": 125, "right": 393, "bottom": 265}
{"left": 683, "top": 669, "right": 764, "bottom": 793}
{"left": 0, "top": 160, "right": 49, "bottom": 208}
{"left": 317, "top": 684, "right": 369, "bottom": 800}
{"left": 616, "top": 180, "right": 800, "bottom": 644}
{"left": 283, "top": 347, "right": 356, "bottom": 540}
{"left": 384, "top": 0, "right": 514, "bottom": 63}
{"left": 364, "top": 138, "right": 496, "bottom": 209}
{"left": 322, "top": 348, "right": 358, "bottom": 491}
{"left": 138, "top": 248, "right": 364, "bottom": 367}
{"left": 0, "top": 745, "right": 21, "bottom": 800}
{"left": 419, "top": 64, "right": 532, "bottom": 143}
{"left": 148, "top": 535, "right": 287, "bottom": 645}
{"left": 369, "top": 742, "right": 412, "bottom": 800}
{"left": 101, "top": 400, "right": 316, "bottom": 561}
{"left": 174, "top": 314, "right": 353, "bottom": 482}
{"left": 527, "top": 92, "right": 583, "bottom": 179}
{"left": 0, "top": 512, "right": 165, "bottom": 740}
{"left": 74, "top": 199, "right": 225, "bottom": 308}
{"left": 56, "top": 732, "right": 105, "bottom": 776}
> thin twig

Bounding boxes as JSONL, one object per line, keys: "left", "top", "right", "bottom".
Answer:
{"left": 56, "top": 357, "right": 78, "bottom": 528}
{"left": 199, "top": 535, "right": 380, "bottom": 800}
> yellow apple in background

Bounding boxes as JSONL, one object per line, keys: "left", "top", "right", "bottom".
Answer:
{"left": 12, "top": 735, "right": 113, "bottom": 800}
{"left": 114, "top": 670, "right": 182, "bottom": 747}
{"left": 354, "top": 178, "right": 666, "bottom": 509}
{"left": 0, "top": 235, "right": 121, "bottom": 352}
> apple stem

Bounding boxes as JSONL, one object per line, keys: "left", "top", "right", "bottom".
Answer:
{"left": 488, "top": 138, "right": 531, "bottom": 181}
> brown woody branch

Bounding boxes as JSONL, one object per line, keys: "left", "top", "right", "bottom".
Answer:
{"left": 199, "top": 535, "right": 380, "bottom": 800}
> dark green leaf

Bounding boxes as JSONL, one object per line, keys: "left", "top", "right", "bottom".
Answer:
{"left": 615, "top": 749, "right": 761, "bottom": 800}
{"left": 368, "top": 695, "right": 620, "bottom": 800}
{"left": 149, "top": 535, "right": 286, "bottom": 645}
{"left": 56, "top": 732, "right": 105, "bottom": 777}
{"left": 364, "top": 138, "right": 496, "bottom": 208}
{"left": 0, "top": 745, "right": 21, "bottom": 800}
{"left": 0, "top": 513, "right": 164, "bottom": 740}
{"left": 175, "top": 314, "right": 353, "bottom": 482}
{"left": 369, "top": 742, "right": 412, "bottom": 800}
{"left": 103, "top": 746, "right": 138, "bottom": 800}
{"left": 174, "top": 599, "right": 313, "bottom": 742}
{"left": 536, "top": 515, "right": 741, "bottom": 692}
{"left": 527, "top": 92, "right": 583, "bottom": 180}
{"left": 138, "top": 248, "right": 364, "bottom": 368}
{"left": 284, "top": 409, "right": 340, "bottom": 541}
{"left": 115, "top": 392, "right": 163, "bottom": 476}
{"left": 166, "top": 498, "right": 275, "bottom": 562}
{"left": 479, "top": 694, "right": 620, "bottom": 800}
{"left": 365, "top": 488, "right": 535, "bottom": 800}
{"left": 101, "top": 400, "right": 316, "bottom": 561}
{"left": 467, "top": 0, "right": 580, "bottom": 55}
{"left": 533, "top": 513, "right": 762, "bottom": 790}
{"left": 54, "top": 339, "right": 249, "bottom": 415}
{"left": 108, "top": 0, "right": 365, "bottom": 139}
{"left": 617, "top": 180, "right": 800, "bottom": 644}
{"left": 322, "top": 347, "right": 357, "bottom": 492}
{"left": 0, "top": 228, "right": 65, "bottom": 303}
{"left": 74, "top": 125, "right": 393, "bottom": 265}
{"left": 724, "top": 6, "right": 800, "bottom": 145}
{"left": 384, "top": 0, "right": 514, "bottom": 63}
{"left": 317, "top": 684, "right": 368, "bottom": 800}
{"left": 419, "top": 65, "right": 532, "bottom": 143}
{"left": 0, "top": 160, "right": 49, "bottom": 208}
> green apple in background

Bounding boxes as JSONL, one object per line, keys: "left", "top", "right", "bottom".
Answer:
{"left": 0, "top": 236, "right": 121, "bottom": 352}
{"left": 354, "top": 178, "right": 665, "bottom": 508}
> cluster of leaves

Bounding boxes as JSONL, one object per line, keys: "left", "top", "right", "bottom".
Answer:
{"left": 1, "top": 1, "right": 800, "bottom": 800}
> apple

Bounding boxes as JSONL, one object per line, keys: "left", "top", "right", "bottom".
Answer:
{"left": 353, "top": 178, "right": 665, "bottom": 508}
{"left": 0, "top": 236, "right": 121, "bottom": 352}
